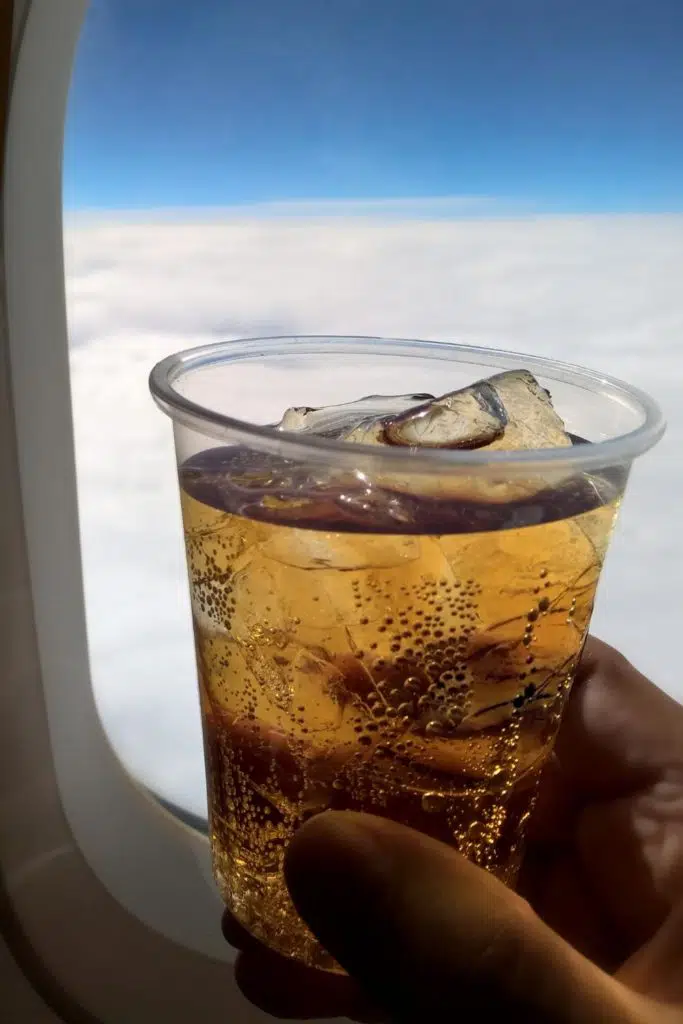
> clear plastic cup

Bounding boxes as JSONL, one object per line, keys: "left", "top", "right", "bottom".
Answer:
{"left": 150, "top": 336, "right": 664, "bottom": 971}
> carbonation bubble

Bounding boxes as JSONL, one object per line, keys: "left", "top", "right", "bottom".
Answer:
{"left": 421, "top": 792, "right": 448, "bottom": 814}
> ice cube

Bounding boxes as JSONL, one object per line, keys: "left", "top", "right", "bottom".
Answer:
{"left": 383, "top": 381, "right": 505, "bottom": 449}
{"left": 277, "top": 372, "right": 571, "bottom": 453}
{"left": 277, "top": 394, "right": 435, "bottom": 439}
{"left": 376, "top": 370, "right": 573, "bottom": 504}
{"left": 274, "top": 371, "right": 573, "bottom": 506}
{"left": 259, "top": 528, "right": 421, "bottom": 570}
{"left": 475, "top": 370, "right": 572, "bottom": 453}
{"left": 377, "top": 371, "right": 571, "bottom": 452}
{"left": 278, "top": 406, "right": 317, "bottom": 432}
{"left": 339, "top": 418, "right": 388, "bottom": 446}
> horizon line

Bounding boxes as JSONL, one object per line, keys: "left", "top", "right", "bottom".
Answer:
{"left": 62, "top": 198, "right": 683, "bottom": 227}
{"left": 64, "top": 194, "right": 520, "bottom": 222}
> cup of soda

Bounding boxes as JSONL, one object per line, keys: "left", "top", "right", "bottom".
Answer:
{"left": 150, "top": 336, "right": 664, "bottom": 971}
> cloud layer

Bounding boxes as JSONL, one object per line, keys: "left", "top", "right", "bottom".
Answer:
{"left": 66, "top": 213, "right": 683, "bottom": 815}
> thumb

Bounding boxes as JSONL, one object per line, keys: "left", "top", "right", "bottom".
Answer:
{"left": 285, "top": 811, "right": 646, "bottom": 1024}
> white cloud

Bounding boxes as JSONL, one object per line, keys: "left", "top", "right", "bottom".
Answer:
{"left": 66, "top": 213, "right": 683, "bottom": 817}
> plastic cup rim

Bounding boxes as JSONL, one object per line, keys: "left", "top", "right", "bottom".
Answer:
{"left": 149, "top": 335, "right": 665, "bottom": 476}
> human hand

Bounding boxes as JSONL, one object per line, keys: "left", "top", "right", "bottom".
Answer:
{"left": 224, "top": 637, "right": 683, "bottom": 1022}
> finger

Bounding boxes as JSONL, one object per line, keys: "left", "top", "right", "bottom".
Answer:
{"left": 520, "top": 844, "right": 625, "bottom": 971}
{"left": 524, "top": 754, "right": 582, "bottom": 847}
{"left": 285, "top": 811, "right": 648, "bottom": 1024}
{"left": 575, "top": 789, "right": 683, "bottom": 951}
{"left": 554, "top": 636, "right": 683, "bottom": 797}
{"left": 619, "top": 897, "right": 683, "bottom": 1005}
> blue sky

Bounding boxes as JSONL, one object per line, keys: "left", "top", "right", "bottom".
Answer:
{"left": 64, "top": 0, "right": 683, "bottom": 213}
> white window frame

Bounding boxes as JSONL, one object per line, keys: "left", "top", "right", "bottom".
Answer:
{"left": 1, "top": 2, "right": 287, "bottom": 1020}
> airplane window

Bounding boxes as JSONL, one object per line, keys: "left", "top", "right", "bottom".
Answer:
{"left": 63, "top": 0, "right": 683, "bottom": 832}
